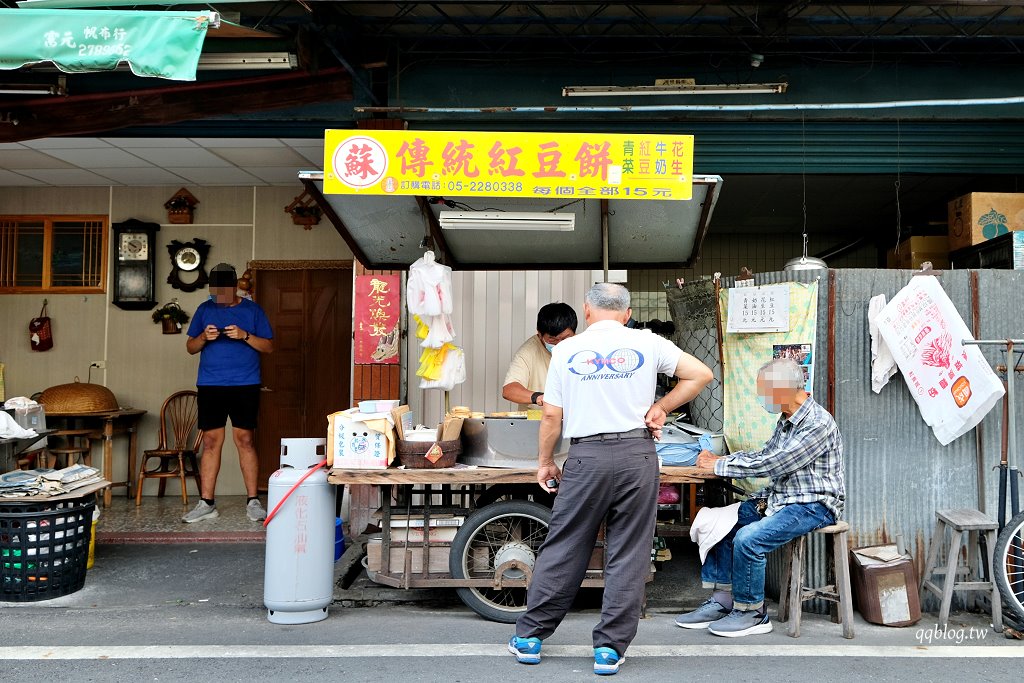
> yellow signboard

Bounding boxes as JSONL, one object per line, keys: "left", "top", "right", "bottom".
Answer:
{"left": 323, "top": 130, "right": 694, "bottom": 201}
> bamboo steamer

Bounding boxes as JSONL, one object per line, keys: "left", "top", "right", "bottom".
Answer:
{"left": 39, "top": 378, "right": 118, "bottom": 414}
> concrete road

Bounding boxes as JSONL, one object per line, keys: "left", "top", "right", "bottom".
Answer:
{"left": 1, "top": 544, "right": 1021, "bottom": 682}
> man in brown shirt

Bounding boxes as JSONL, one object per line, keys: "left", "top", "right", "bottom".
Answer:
{"left": 502, "top": 303, "right": 577, "bottom": 409}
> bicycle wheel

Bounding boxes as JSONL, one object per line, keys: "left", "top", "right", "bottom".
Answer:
{"left": 995, "top": 509, "right": 1024, "bottom": 622}
{"left": 449, "top": 500, "right": 551, "bottom": 623}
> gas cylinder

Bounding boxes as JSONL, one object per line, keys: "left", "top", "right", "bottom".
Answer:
{"left": 263, "top": 438, "right": 334, "bottom": 624}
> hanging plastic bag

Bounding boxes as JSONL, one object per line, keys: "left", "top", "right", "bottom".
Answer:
{"left": 29, "top": 301, "right": 53, "bottom": 351}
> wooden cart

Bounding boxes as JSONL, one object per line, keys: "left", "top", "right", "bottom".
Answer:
{"left": 328, "top": 465, "right": 718, "bottom": 623}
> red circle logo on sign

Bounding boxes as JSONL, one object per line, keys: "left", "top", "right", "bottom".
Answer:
{"left": 332, "top": 136, "right": 388, "bottom": 189}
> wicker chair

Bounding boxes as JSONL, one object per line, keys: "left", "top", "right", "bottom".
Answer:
{"left": 135, "top": 391, "right": 202, "bottom": 506}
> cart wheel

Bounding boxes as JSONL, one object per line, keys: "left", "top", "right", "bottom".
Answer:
{"left": 474, "top": 484, "right": 554, "bottom": 509}
{"left": 449, "top": 500, "right": 551, "bottom": 623}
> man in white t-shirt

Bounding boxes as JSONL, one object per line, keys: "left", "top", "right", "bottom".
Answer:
{"left": 502, "top": 302, "right": 578, "bottom": 410}
{"left": 507, "top": 283, "right": 713, "bottom": 676}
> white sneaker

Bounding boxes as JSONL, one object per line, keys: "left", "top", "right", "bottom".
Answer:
{"left": 246, "top": 499, "right": 267, "bottom": 522}
{"left": 182, "top": 500, "right": 219, "bottom": 523}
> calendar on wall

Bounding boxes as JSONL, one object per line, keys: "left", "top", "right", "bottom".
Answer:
{"left": 726, "top": 284, "right": 791, "bottom": 333}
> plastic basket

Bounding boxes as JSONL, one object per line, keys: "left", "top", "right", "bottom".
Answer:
{"left": 0, "top": 495, "right": 95, "bottom": 602}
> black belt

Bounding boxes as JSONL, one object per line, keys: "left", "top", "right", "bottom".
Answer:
{"left": 570, "top": 427, "right": 652, "bottom": 444}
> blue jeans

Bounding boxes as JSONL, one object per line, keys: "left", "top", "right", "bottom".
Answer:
{"left": 700, "top": 500, "right": 835, "bottom": 611}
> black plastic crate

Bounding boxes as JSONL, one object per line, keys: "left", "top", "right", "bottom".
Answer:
{"left": 0, "top": 494, "right": 95, "bottom": 602}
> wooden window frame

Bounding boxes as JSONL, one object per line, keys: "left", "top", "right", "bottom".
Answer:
{"left": 0, "top": 215, "right": 108, "bottom": 294}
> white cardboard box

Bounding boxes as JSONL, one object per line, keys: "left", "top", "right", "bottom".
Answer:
{"left": 327, "top": 408, "right": 390, "bottom": 469}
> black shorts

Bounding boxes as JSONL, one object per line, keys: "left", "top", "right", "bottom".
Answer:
{"left": 197, "top": 385, "right": 261, "bottom": 431}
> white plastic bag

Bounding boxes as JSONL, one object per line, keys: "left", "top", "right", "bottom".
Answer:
{"left": 407, "top": 251, "right": 453, "bottom": 317}
{"left": 875, "top": 276, "right": 1004, "bottom": 445}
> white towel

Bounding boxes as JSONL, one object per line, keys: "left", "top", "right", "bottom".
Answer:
{"left": 868, "top": 294, "right": 898, "bottom": 394}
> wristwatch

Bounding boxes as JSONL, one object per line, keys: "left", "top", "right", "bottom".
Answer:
{"left": 531, "top": 391, "right": 543, "bottom": 405}
{"left": 244, "top": 331, "right": 251, "bottom": 342}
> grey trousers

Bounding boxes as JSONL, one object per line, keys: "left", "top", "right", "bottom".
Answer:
{"left": 515, "top": 437, "right": 659, "bottom": 655}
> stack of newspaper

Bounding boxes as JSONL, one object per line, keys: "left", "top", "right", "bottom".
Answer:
{"left": 0, "top": 465, "right": 103, "bottom": 498}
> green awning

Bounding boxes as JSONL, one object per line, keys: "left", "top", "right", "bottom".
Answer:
{"left": 0, "top": 9, "right": 214, "bottom": 81}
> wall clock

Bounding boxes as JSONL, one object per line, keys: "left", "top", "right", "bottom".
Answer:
{"left": 112, "top": 219, "right": 160, "bottom": 311}
{"left": 166, "top": 238, "right": 210, "bottom": 292}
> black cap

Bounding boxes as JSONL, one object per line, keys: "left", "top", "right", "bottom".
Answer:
{"left": 209, "top": 263, "right": 237, "bottom": 287}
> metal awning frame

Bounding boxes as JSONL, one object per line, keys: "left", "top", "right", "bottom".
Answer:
{"left": 300, "top": 171, "right": 723, "bottom": 272}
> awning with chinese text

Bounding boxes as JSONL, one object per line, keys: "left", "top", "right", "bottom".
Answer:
{"left": 0, "top": 9, "right": 214, "bottom": 81}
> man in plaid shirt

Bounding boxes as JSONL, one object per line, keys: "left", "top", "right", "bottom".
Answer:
{"left": 675, "top": 357, "right": 845, "bottom": 638}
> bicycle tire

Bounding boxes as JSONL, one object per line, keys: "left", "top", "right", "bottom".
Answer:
{"left": 994, "top": 509, "right": 1024, "bottom": 622}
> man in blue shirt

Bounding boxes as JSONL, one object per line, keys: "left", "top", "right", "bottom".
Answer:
{"left": 183, "top": 263, "right": 274, "bottom": 523}
{"left": 675, "top": 357, "right": 845, "bottom": 637}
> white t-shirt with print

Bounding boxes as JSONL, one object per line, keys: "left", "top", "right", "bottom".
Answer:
{"left": 543, "top": 320, "right": 683, "bottom": 439}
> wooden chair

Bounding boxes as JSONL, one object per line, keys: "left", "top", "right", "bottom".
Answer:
{"left": 135, "top": 391, "right": 202, "bottom": 506}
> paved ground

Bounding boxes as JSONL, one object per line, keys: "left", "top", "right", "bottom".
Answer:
{"left": 2, "top": 541, "right": 1021, "bottom": 682}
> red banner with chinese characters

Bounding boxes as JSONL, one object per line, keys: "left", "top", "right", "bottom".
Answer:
{"left": 354, "top": 274, "right": 400, "bottom": 364}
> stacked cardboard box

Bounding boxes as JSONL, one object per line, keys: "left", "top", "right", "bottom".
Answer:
{"left": 886, "top": 236, "right": 949, "bottom": 270}
{"left": 948, "top": 192, "right": 1024, "bottom": 252}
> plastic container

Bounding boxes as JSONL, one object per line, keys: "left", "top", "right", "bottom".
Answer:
{"left": 357, "top": 400, "right": 400, "bottom": 414}
{"left": 86, "top": 507, "right": 100, "bottom": 570}
{"left": 0, "top": 495, "right": 95, "bottom": 602}
{"left": 334, "top": 517, "right": 346, "bottom": 562}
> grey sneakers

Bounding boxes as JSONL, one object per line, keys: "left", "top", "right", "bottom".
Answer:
{"left": 246, "top": 498, "right": 267, "bottom": 522}
{"left": 707, "top": 609, "right": 774, "bottom": 637}
{"left": 182, "top": 500, "right": 219, "bottom": 523}
{"left": 674, "top": 598, "right": 731, "bottom": 629}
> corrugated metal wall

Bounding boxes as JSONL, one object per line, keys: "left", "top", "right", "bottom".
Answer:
{"left": 719, "top": 268, "right": 1024, "bottom": 610}
{"left": 407, "top": 269, "right": 592, "bottom": 427}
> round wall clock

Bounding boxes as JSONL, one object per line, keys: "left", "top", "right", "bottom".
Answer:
{"left": 166, "top": 238, "right": 210, "bottom": 292}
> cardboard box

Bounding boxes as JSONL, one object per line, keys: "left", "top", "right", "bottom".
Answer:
{"left": 886, "top": 236, "right": 949, "bottom": 270}
{"left": 366, "top": 535, "right": 451, "bottom": 574}
{"left": 327, "top": 408, "right": 391, "bottom": 469}
{"left": 948, "top": 192, "right": 1024, "bottom": 252}
{"left": 850, "top": 545, "right": 921, "bottom": 627}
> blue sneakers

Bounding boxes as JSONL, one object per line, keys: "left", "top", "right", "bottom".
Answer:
{"left": 594, "top": 647, "right": 624, "bottom": 675}
{"left": 507, "top": 635, "right": 542, "bottom": 664}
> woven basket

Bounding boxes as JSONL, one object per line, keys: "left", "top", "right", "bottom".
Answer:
{"left": 39, "top": 379, "right": 118, "bottom": 414}
{"left": 396, "top": 439, "right": 461, "bottom": 469}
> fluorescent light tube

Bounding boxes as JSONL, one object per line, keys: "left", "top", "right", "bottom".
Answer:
{"left": 439, "top": 211, "right": 575, "bottom": 232}
{"left": 562, "top": 83, "right": 788, "bottom": 97}
{"left": 0, "top": 83, "right": 62, "bottom": 95}
{"left": 197, "top": 53, "right": 297, "bottom": 70}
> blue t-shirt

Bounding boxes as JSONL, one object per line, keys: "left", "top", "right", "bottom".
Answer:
{"left": 187, "top": 298, "right": 274, "bottom": 386}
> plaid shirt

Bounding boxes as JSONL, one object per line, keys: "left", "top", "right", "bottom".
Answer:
{"left": 714, "top": 396, "right": 845, "bottom": 520}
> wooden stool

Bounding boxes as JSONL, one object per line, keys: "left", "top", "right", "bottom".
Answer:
{"left": 778, "top": 520, "right": 854, "bottom": 638}
{"left": 919, "top": 508, "right": 1002, "bottom": 631}
{"left": 46, "top": 429, "right": 94, "bottom": 468}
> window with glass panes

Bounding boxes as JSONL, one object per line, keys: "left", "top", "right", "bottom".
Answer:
{"left": 0, "top": 216, "right": 107, "bottom": 293}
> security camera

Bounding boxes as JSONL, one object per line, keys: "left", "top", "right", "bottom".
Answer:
{"left": 750, "top": 53, "right": 764, "bottom": 68}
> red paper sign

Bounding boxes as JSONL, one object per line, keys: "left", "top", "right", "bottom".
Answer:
{"left": 354, "top": 274, "right": 400, "bottom": 364}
